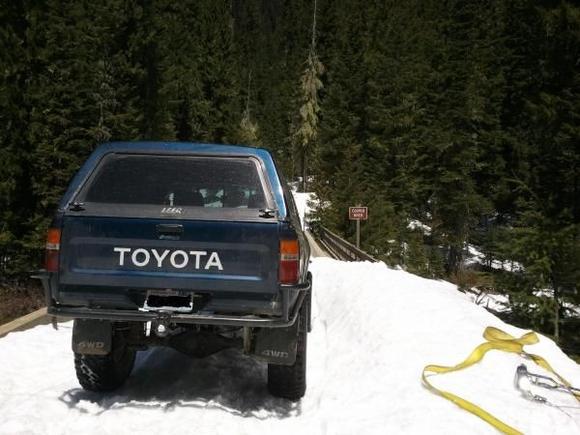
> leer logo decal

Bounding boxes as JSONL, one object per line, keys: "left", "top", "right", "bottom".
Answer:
{"left": 114, "top": 247, "right": 223, "bottom": 270}
{"left": 161, "top": 207, "right": 183, "bottom": 214}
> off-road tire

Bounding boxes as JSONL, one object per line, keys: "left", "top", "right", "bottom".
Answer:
{"left": 267, "top": 299, "right": 307, "bottom": 401}
{"left": 74, "top": 330, "right": 136, "bottom": 392}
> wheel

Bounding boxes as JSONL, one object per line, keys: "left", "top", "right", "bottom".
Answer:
{"left": 74, "top": 324, "right": 136, "bottom": 392}
{"left": 267, "top": 299, "right": 307, "bottom": 401}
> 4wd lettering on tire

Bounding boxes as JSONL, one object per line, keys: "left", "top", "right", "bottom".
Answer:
{"left": 113, "top": 247, "right": 223, "bottom": 270}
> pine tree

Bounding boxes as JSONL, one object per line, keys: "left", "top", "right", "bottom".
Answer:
{"left": 293, "top": 0, "right": 324, "bottom": 192}
{"left": 24, "top": 0, "right": 105, "bottom": 253}
{"left": 193, "top": 0, "right": 240, "bottom": 144}
{"left": 0, "top": 0, "right": 36, "bottom": 278}
{"left": 491, "top": 1, "right": 580, "bottom": 341}
{"left": 314, "top": 0, "right": 368, "bottom": 235}
{"left": 238, "top": 72, "right": 261, "bottom": 146}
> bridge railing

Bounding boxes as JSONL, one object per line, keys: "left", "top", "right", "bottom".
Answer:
{"left": 315, "top": 226, "right": 377, "bottom": 263}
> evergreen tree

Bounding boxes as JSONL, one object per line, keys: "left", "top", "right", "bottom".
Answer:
{"left": 0, "top": 0, "right": 35, "bottom": 277}
{"left": 315, "top": 0, "right": 368, "bottom": 235}
{"left": 496, "top": 1, "right": 580, "bottom": 341}
{"left": 238, "top": 72, "right": 261, "bottom": 146}
{"left": 293, "top": 0, "right": 323, "bottom": 192}
{"left": 0, "top": 0, "right": 578, "bottom": 355}
{"left": 193, "top": 0, "right": 240, "bottom": 144}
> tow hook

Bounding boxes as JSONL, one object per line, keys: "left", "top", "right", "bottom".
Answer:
{"left": 153, "top": 313, "right": 172, "bottom": 337}
{"left": 155, "top": 322, "right": 168, "bottom": 337}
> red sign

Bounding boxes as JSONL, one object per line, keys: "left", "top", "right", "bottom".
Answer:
{"left": 349, "top": 206, "right": 368, "bottom": 220}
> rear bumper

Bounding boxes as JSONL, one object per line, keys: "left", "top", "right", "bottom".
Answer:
{"left": 42, "top": 277, "right": 310, "bottom": 328}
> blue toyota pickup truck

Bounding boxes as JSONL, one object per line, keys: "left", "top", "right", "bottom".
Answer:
{"left": 39, "top": 142, "right": 312, "bottom": 400}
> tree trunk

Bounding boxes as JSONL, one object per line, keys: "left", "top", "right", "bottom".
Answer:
{"left": 447, "top": 245, "right": 462, "bottom": 276}
{"left": 553, "top": 287, "right": 560, "bottom": 343}
{"left": 301, "top": 150, "right": 307, "bottom": 192}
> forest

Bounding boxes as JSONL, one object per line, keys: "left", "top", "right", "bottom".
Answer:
{"left": 0, "top": 1, "right": 579, "bottom": 349}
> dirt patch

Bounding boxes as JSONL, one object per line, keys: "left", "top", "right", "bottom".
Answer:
{"left": 0, "top": 283, "right": 45, "bottom": 325}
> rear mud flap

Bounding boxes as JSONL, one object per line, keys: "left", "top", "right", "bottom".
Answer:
{"left": 72, "top": 319, "right": 112, "bottom": 355}
{"left": 252, "top": 319, "right": 299, "bottom": 365}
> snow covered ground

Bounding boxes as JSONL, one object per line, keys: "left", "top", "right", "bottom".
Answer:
{"left": 465, "top": 244, "right": 524, "bottom": 273}
{"left": 465, "top": 288, "right": 511, "bottom": 313}
{"left": 1, "top": 258, "right": 579, "bottom": 434}
{"left": 291, "top": 191, "right": 314, "bottom": 230}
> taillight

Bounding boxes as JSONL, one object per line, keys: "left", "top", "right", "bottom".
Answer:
{"left": 45, "top": 228, "right": 61, "bottom": 272}
{"left": 279, "top": 239, "right": 299, "bottom": 284}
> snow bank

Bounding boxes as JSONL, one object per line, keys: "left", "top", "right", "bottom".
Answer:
{"left": 1, "top": 259, "right": 579, "bottom": 434}
{"left": 292, "top": 191, "right": 315, "bottom": 230}
{"left": 465, "top": 244, "right": 524, "bottom": 272}
{"left": 465, "top": 289, "right": 511, "bottom": 313}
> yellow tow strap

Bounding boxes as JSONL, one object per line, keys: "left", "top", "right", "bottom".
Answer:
{"left": 422, "top": 326, "right": 580, "bottom": 435}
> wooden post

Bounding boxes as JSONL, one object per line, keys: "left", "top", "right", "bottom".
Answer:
{"left": 356, "top": 203, "right": 361, "bottom": 248}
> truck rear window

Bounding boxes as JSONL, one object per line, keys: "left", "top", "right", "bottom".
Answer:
{"left": 82, "top": 154, "right": 267, "bottom": 209}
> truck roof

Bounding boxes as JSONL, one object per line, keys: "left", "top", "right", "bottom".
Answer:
{"left": 95, "top": 141, "right": 273, "bottom": 159}
{"left": 58, "top": 141, "right": 287, "bottom": 218}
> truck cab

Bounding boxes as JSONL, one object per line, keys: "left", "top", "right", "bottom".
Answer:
{"left": 40, "top": 142, "right": 311, "bottom": 400}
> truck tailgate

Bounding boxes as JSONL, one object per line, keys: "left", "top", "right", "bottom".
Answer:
{"left": 58, "top": 216, "right": 279, "bottom": 296}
